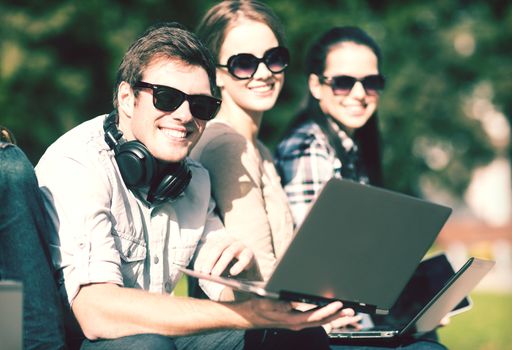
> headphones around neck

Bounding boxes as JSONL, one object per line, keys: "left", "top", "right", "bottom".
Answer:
{"left": 103, "top": 110, "right": 192, "bottom": 204}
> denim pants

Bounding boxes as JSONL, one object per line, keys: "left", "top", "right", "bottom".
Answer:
{"left": 0, "top": 143, "right": 67, "bottom": 349}
{"left": 80, "top": 327, "right": 332, "bottom": 350}
{"left": 79, "top": 328, "right": 447, "bottom": 350}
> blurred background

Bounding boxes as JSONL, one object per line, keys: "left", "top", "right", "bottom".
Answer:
{"left": 1, "top": 1, "right": 510, "bottom": 348}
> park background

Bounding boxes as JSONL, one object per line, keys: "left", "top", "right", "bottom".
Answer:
{"left": 0, "top": 1, "right": 510, "bottom": 348}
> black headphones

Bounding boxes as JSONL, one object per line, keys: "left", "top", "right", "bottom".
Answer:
{"left": 103, "top": 110, "right": 192, "bottom": 204}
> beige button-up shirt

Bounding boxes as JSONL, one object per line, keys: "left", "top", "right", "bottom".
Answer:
{"left": 36, "top": 115, "right": 226, "bottom": 306}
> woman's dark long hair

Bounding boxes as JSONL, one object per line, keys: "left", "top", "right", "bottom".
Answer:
{"left": 287, "top": 26, "right": 384, "bottom": 186}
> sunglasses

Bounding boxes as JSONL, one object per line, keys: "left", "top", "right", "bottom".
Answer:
{"left": 133, "top": 81, "right": 221, "bottom": 121}
{"left": 217, "top": 46, "right": 290, "bottom": 80}
{"left": 319, "top": 74, "right": 385, "bottom": 96}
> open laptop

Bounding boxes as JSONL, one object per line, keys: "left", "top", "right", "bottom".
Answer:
{"left": 0, "top": 280, "right": 23, "bottom": 349}
{"left": 179, "top": 178, "right": 452, "bottom": 314}
{"left": 329, "top": 256, "right": 495, "bottom": 339}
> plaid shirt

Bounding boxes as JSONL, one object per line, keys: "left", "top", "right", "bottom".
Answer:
{"left": 275, "top": 120, "right": 368, "bottom": 226}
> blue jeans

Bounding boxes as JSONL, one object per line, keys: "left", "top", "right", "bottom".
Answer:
{"left": 0, "top": 143, "right": 67, "bottom": 349}
{"left": 80, "top": 328, "right": 331, "bottom": 349}
{"left": 79, "top": 329, "right": 447, "bottom": 350}
{"left": 80, "top": 331, "right": 244, "bottom": 350}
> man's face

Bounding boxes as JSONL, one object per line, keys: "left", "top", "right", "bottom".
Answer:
{"left": 118, "top": 59, "right": 211, "bottom": 163}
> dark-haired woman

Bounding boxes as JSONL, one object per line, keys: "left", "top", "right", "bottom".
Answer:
{"left": 275, "top": 27, "right": 449, "bottom": 349}
{"left": 275, "top": 26, "right": 384, "bottom": 227}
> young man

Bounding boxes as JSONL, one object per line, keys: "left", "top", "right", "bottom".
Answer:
{"left": 35, "top": 22, "right": 350, "bottom": 349}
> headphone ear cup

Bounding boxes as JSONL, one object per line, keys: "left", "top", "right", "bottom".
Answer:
{"left": 103, "top": 111, "right": 191, "bottom": 203}
{"left": 148, "top": 162, "right": 192, "bottom": 203}
{"left": 115, "top": 141, "right": 157, "bottom": 188}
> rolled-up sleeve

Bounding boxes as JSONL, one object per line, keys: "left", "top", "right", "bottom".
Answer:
{"left": 36, "top": 146, "right": 123, "bottom": 306}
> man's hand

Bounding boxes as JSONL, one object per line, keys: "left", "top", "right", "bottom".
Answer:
{"left": 439, "top": 315, "right": 451, "bottom": 327}
{"left": 322, "top": 313, "right": 363, "bottom": 333}
{"left": 291, "top": 301, "right": 362, "bottom": 333}
{"left": 237, "top": 299, "right": 354, "bottom": 332}
{"left": 195, "top": 238, "right": 255, "bottom": 277}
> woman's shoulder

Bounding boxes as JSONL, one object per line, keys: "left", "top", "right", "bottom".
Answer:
{"left": 203, "top": 121, "right": 245, "bottom": 142}
{"left": 276, "top": 120, "right": 327, "bottom": 156}
{"left": 191, "top": 121, "right": 247, "bottom": 159}
{"left": 255, "top": 139, "right": 273, "bottom": 162}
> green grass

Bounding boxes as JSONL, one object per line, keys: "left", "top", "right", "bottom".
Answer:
{"left": 438, "top": 292, "right": 512, "bottom": 350}
{"left": 174, "top": 275, "right": 188, "bottom": 296}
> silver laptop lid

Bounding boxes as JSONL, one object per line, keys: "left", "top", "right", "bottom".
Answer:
{"left": 266, "top": 178, "right": 452, "bottom": 314}
{"left": 369, "top": 252, "right": 471, "bottom": 331}
{"left": 406, "top": 257, "right": 495, "bottom": 334}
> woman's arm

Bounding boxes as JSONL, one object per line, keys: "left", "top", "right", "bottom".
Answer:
{"left": 197, "top": 134, "right": 278, "bottom": 280}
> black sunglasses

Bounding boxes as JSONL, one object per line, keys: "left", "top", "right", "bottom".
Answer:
{"left": 217, "top": 46, "right": 290, "bottom": 80}
{"left": 319, "top": 74, "right": 385, "bottom": 96}
{"left": 133, "top": 81, "right": 221, "bottom": 121}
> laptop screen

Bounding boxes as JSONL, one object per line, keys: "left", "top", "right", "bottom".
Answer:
{"left": 372, "top": 253, "right": 470, "bottom": 329}
{"left": 266, "top": 178, "right": 452, "bottom": 314}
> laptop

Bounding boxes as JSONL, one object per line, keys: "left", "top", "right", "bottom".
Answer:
{"left": 329, "top": 256, "right": 495, "bottom": 339}
{"left": 0, "top": 280, "right": 23, "bottom": 349}
{"left": 179, "top": 178, "right": 452, "bottom": 314}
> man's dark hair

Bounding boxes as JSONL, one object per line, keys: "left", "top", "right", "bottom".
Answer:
{"left": 113, "top": 21, "right": 218, "bottom": 107}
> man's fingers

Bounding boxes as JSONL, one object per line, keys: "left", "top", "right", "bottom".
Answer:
{"left": 302, "top": 301, "right": 344, "bottom": 324}
{"left": 329, "top": 314, "right": 362, "bottom": 330}
{"left": 250, "top": 299, "right": 361, "bottom": 331}
{"left": 210, "top": 241, "right": 245, "bottom": 275}
{"left": 340, "top": 308, "right": 356, "bottom": 317}
{"left": 196, "top": 239, "right": 255, "bottom": 277}
{"left": 440, "top": 315, "right": 451, "bottom": 327}
{"left": 196, "top": 240, "right": 230, "bottom": 273}
{"left": 273, "top": 301, "right": 344, "bottom": 329}
{"left": 229, "top": 247, "right": 253, "bottom": 275}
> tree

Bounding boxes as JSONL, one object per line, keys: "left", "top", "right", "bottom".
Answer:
{"left": 0, "top": 0, "right": 508, "bottom": 202}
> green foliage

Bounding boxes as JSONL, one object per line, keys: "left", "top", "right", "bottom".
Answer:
{"left": 0, "top": 0, "right": 509, "bottom": 200}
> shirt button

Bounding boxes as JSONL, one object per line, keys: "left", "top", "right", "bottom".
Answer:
{"left": 164, "top": 281, "right": 172, "bottom": 293}
{"left": 153, "top": 256, "right": 159, "bottom": 264}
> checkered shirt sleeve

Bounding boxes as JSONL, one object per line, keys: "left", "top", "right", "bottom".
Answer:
{"left": 275, "top": 121, "right": 341, "bottom": 226}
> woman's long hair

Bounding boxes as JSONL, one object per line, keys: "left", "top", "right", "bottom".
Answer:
{"left": 287, "top": 26, "right": 384, "bottom": 186}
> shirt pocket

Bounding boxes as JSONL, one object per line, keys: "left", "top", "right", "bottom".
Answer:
{"left": 112, "top": 229, "right": 147, "bottom": 288}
